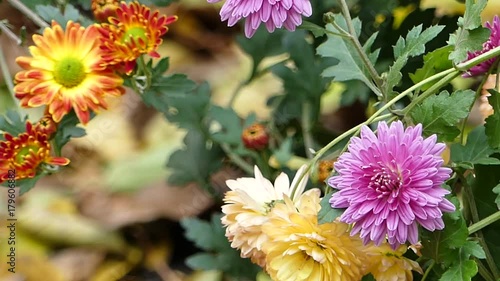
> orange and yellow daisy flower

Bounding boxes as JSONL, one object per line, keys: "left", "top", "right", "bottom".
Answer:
{"left": 14, "top": 20, "right": 125, "bottom": 125}
{"left": 0, "top": 122, "right": 70, "bottom": 183}
{"left": 98, "top": 1, "right": 177, "bottom": 74}
{"left": 91, "top": 0, "right": 120, "bottom": 22}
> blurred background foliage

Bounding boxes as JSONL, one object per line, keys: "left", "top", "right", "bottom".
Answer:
{"left": 1, "top": 0, "right": 500, "bottom": 280}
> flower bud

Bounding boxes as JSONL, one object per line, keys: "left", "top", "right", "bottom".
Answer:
{"left": 241, "top": 123, "right": 269, "bottom": 150}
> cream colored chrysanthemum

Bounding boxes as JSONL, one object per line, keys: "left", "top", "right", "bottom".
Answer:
{"left": 221, "top": 165, "right": 309, "bottom": 266}
{"left": 363, "top": 243, "right": 423, "bottom": 281}
{"left": 262, "top": 189, "right": 367, "bottom": 281}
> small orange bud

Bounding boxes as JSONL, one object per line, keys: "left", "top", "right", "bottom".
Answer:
{"left": 317, "top": 160, "right": 335, "bottom": 183}
{"left": 34, "top": 115, "right": 58, "bottom": 137}
{"left": 91, "top": 0, "right": 120, "bottom": 22}
{"left": 241, "top": 123, "right": 269, "bottom": 150}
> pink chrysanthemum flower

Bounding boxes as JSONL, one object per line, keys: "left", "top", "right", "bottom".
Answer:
{"left": 207, "top": 0, "right": 312, "bottom": 38}
{"left": 328, "top": 121, "right": 455, "bottom": 249}
{"left": 464, "top": 16, "right": 500, "bottom": 77}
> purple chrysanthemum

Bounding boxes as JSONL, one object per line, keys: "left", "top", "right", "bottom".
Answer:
{"left": 464, "top": 16, "right": 500, "bottom": 77}
{"left": 206, "top": 0, "right": 312, "bottom": 38}
{"left": 328, "top": 121, "right": 455, "bottom": 249}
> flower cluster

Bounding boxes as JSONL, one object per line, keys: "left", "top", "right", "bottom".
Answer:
{"left": 13, "top": 1, "right": 176, "bottom": 125}
{"left": 221, "top": 161, "right": 425, "bottom": 280}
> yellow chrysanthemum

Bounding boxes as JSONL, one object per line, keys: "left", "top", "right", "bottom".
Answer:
{"left": 0, "top": 122, "right": 70, "bottom": 183}
{"left": 221, "top": 165, "right": 309, "bottom": 266}
{"left": 98, "top": 1, "right": 177, "bottom": 74}
{"left": 14, "top": 21, "right": 125, "bottom": 125}
{"left": 262, "top": 190, "right": 367, "bottom": 281}
{"left": 363, "top": 243, "right": 423, "bottom": 281}
{"left": 91, "top": 0, "right": 120, "bottom": 22}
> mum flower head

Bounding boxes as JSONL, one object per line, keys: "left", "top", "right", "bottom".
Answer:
{"left": 98, "top": 1, "right": 177, "bottom": 74}
{"left": 221, "top": 165, "right": 308, "bottom": 266}
{"left": 0, "top": 122, "right": 70, "bottom": 183}
{"left": 329, "top": 121, "right": 455, "bottom": 249}
{"left": 363, "top": 243, "right": 423, "bottom": 281}
{"left": 91, "top": 0, "right": 120, "bottom": 22}
{"left": 14, "top": 21, "right": 125, "bottom": 125}
{"left": 464, "top": 15, "right": 500, "bottom": 77}
{"left": 207, "top": 0, "right": 312, "bottom": 38}
{"left": 262, "top": 189, "right": 367, "bottom": 281}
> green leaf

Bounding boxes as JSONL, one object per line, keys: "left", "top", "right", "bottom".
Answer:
{"left": 143, "top": 73, "right": 197, "bottom": 113}
{"left": 317, "top": 14, "right": 380, "bottom": 94}
{"left": 0, "top": 110, "right": 27, "bottom": 139}
{"left": 410, "top": 46, "right": 454, "bottom": 91}
{"left": 18, "top": 174, "right": 43, "bottom": 195}
{"left": 299, "top": 21, "right": 326, "bottom": 37}
{"left": 485, "top": 89, "right": 500, "bottom": 149}
{"left": 451, "top": 125, "right": 500, "bottom": 165}
{"left": 462, "top": 240, "right": 486, "bottom": 260}
{"left": 493, "top": 184, "right": 500, "bottom": 210}
{"left": 385, "top": 24, "right": 444, "bottom": 95}
{"left": 421, "top": 211, "right": 468, "bottom": 266}
{"left": 53, "top": 111, "right": 87, "bottom": 155}
{"left": 448, "top": 0, "right": 489, "bottom": 63}
{"left": 166, "top": 130, "right": 223, "bottom": 186}
{"left": 236, "top": 26, "right": 285, "bottom": 76}
{"left": 439, "top": 260, "right": 477, "bottom": 281}
{"left": 165, "top": 82, "right": 211, "bottom": 130}
{"left": 35, "top": 4, "right": 92, "bottom": 27}
{"left": 317, "top": 192, "right": 344, "bottom": 224}
{"left": 410, "top": 89, "right": 475, "bottom": 142}
{"left": 272, "top": 137, "right": 293, "bottom": 166}
{"left": 181, "top": 214, "right": 260, "bottom": 279}
{"left": 140, "top": 0, "right": 178, "bottom": 6}
{"left": 208, "top": 106, "right": 242, "bottom": 145}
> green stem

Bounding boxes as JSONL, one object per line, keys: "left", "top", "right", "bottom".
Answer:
{"left": 0, "top": 43, "right": 20, "bottom": 111}
{"left": 336, "top": 0, "right": 383, "bottom": 92}
{"left": 477, "top": 258, "right": 496, "bottom": 281}
{"left": 137, "top": 55, "right": 152, "bottom": 90}
{"left": 468, "top": 210, "right": 500, "bottom": 234}
{"left": 456, "top": 45, "right": 500, "bottom": 71}
{"left": 6, "top": 0, "right": 49, "bottom": 29}
{"left": 403, "top": 69, "right": 459, "bottom": 114}
{"left": 220, "top": 144, "right": 254, "bottom": 175}
{"left": 421, "top": 260, "right": 435, "bottom": 281}
{"left": 302, "top": 102, "right": 315, "bottom": 159}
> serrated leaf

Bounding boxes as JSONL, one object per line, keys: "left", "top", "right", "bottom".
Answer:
{"left": 317, "top": 192, "right": 344, "bottom": 224}
{"left": 53, "top": 111, "right": 87, "bottom": 155}
{"left": 485, "top": 89, "right": 500, "bottom": 148}
{"left": 35, "top": 4, "right": 92, "bottom": 26}
{"left": 462, "top": 240, "right": 486, "bottom": 259}
{"left": 448, "top": 0, "right": 489, "bottom": 63}
{"left": 317, "top": 14, "right": 379, "bottom": 93}
{"left": 143, "top": 73, "right": 197, "bottom": 113}
{"left": 299, "top": 21, "right": 326, "bottom": 37}
{"left": 410, "top": 46, "right": 454, "bottom": 91}
{"left": 385, "top": 24, "right": 444, "bottom": 95}
{"left": 493, "top": 184, "right": 500, "bottom": 209}
{"left": 208, "top": 106, "right": 242, "bottom": 145}
{"left": 439, "top": 260, "right": 477, "bottom": 281}
{"left": 451, "top": 126, "right": 499, "bottom": 165}
{"left": 410, "top": 90, "right": 475, "bottom": 142}
{"left": 0, "top": 110, "right": 27, "bottom": 138}
{"left": 181, "top": 214, "right": 260, "bottom": 278}
{"left": 165, "top": 83, "right": 211, "bottom": 130}
{"left": 166, "top": 130, "right": 223, "bottom": 186}
{"left": 273, "top": 137, "right": 293, "bottom": 166}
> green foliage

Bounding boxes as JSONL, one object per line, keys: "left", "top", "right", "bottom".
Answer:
{"left": 36, "top": 4, "right": 93, "bottom": 26}
{"left": 410, "top": 46, "right": 454, "bottom": 91}
{"left": 451, "top": 126, "right": 500, "bottom": 167}
{"left": 485, "top": 89, "right": 500, "bottom": 149}
{"left": 166, "top": 130, "right": 223, "bottom": 187}
{"left": 236, "top": 26, "right": 285, "bottom": 78}
{"left": 493, "top": 184, "right": 500, "bottom": 210}
{"left": 318, "top": 14, "right": 380, "bottom": 95}
{"left": 17, "top": 174, "right": 43, "bottom": 195}
{"left": 20, "top": 0, "right": 52, "bottom": 10}
{"left": 181, "top": 214, "right": 260, "bottom": 279}
{"left": 165, "top": 82, "right": 211, "bottom": 131}
{"left": 448, "top": 0, "right": 489, "bottom": 63}
{"left": 439, "top": 241, "right": 485, "bottom": 281}
{"left": 317, "top": 192, "right": 344, "bottom": 224}
{"left": 0, "top": 110, "right": 27, "bottom": 139}
{"left": 140, "top": 0, "right": 178, "bottom": 6}
{"left": 53, "top": 111, "right": 87, "bottom": 155}
{"left": 208, "top": 106, "right": 242, "bottom": 146}
{"left": 384, "top": 25, "right": 444, "bottom": 95}
{"left": 410, "top": 90, "right": 475, "bottom": 142}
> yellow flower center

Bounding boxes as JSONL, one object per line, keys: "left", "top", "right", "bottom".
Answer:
{"left": 53, "top": 57, "right": 86, "bottom": 88}
{"left": 122, "top": 26, "right": 148, "bottom": 44}
{"left": 15, "top": 144, "right": 41, "bottom": 163}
